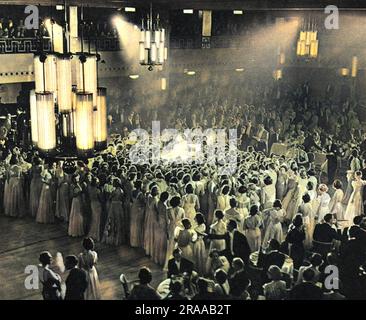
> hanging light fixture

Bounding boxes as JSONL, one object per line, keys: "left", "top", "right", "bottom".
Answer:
{"left": 30, "top": 1, "right": 107, "bottom": 159}
{"left": 139, "top": 4, "right": 167, "bottom": 70}
{"left": 296, "top": 19, "right": 318, "bottom": 59}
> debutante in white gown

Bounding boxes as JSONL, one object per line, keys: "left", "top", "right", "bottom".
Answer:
{"left": 344, "top": 180, "right": 366, "bottom": 227}
{"left": 78, "top": 250, "right": 101, "bottom": 300}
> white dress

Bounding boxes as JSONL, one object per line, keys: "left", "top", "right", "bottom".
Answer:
{"left": 209, "top": 219, "right": 227, "bottom": 252}
{"left": 329, "top": 189, "right": 345, "bottom": 221}
{"left": 299, "top": 202, "right": 315, "bottom": 249}
{"left": 78, "top": 250, "right": 101, "bottom": 300}
{"left": 316, "top": 192, "right": 331, "bottom": 222}
{"left": 261, "top": 185, "right": 276, "bottom": 209}
{"left": 193, "top": 223, "right": 207, "bottom": 275}
{"left": 216, "top": 194, "right": 231, "bottom": 212}
{"left": 344, "top": 180, "right": 366, "bottom": 227}
{"left": 262, "top": 208, "right": 285, "bottom": 248}
{"left": 182, "top": 193, "right": 199, "bottom": 221}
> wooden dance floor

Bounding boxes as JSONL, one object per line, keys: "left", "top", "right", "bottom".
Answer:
{"left": 0, "top": 216, "right": 165, "bottom": 300}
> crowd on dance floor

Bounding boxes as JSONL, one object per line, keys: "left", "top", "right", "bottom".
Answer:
{"left": 3, "top": 77, "right": 366, "bottom": 300}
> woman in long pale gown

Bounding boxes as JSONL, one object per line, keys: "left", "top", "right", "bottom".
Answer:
{"left": 153, "top": 192, "right": 169, "bottom": 266}
{"left": 55, "top": 165, "right": 71, "bottom": 222}
{"left": 261, "top": 176, "right": 276, "bottom": 210}
{"left": 4, "top": 155, "right": 26, "bottom": 217}
{"left": 244, "top": 205, "right": 263, "bottom": 252}
{"left": 196, "top": 172, "right": 209, "bottom": 220}
{"left": 344, "top": 171, "right": 366, "bottom": 227}
{"left": 276, "top": 165, "right": 288, "bottom": 201}
{"left": 36, "top": 170, "right": 55, "bottom": 224}
{"left": 78, "top": 238, "right": 101, "bottom": 300}
{"left": 129, "top": 180, "right": 146, "bottom": 248}
{"left": 282, "top": 177, "right": 301, "bottom": 222}
{"left": 342, "top": 170, "right": 354, "bottom": 205}
{"left": 181, "top": 183, "right": 200, "bottom": 222}
{"left": 103, "top": 178, "right": 126, "bottom": 246}
{"left": 193, "top": 213, "right": 207, "bottom": 275}
{"left": 206, "top": 176, "right": 218, "bottom": 226}
{"left": 175, "top": 218, "right": 196, "bottom": 263}
{"left": 29, "top": 157, "right": 43, "bottom": 218}
{"left": 262, "top": 200, "right": 285, "bottom": 249}
{"left": 68, "top": 174, "right": 86, "bottom": 237}
{"left": 208, "top": 210, "right": 227, "bottom": 252}
{"left": 329, "top": 179, "right": 345, "bottom": 221}
{"left": 236, "top": 185, "right": 250, "bottom": 220}
{"left": 298, "top": 193, "right": 314, "bottom": 249}
{"left": 164, "top": 196, "right": 185, "bottom": 269}
{"left": 216, "top": 185, "right": 231, "bottom": 212}
{"left": 315, "top": 184, "right": 331, "bottom": 222}
{"left": 143, "top": 186, "right": 159, "bottom": 257}
{"left": 87, "top": 177, "right": 102, "bottom": 242}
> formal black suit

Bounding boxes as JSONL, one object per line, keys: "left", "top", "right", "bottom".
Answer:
{"left": 64, "top": 268, "right": 88, "bottom": 300}
{"left": 313, "top": 223, "right": 342, "bottom": 243}
{"left": 167, "top": 258, "right": 194, "bottom": 278}
{"left": 289, "top": 282, "right": 323, "bottom": 300}
{"left": 208, "top": 230, "right": 251, "bottom": 264}
{"left": 257, "top": 250, "right": 286, "bottom": 272}
{"left": 326, "top": 142, "right": 339, "bottom": 183}
{"left": 229, "top": 269, "right": 250, "bottom": 297}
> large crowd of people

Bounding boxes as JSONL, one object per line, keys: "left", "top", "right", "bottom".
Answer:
{"left": 2, "top": 73, "right": 366, "bottom": 300}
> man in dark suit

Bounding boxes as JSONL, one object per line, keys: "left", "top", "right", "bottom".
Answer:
{"left": 257, "top": 239, "right": 286, "bottom": 282}
{"left": 268, "top": 127, "right": 279, "bottom": 154}
{"left": 325, "top": 137, "right": 339, "bottom": 184}
{"left": 167, "top": 248, "right": 194, "bottom": 278}
{"left": 303, "top": 131, "right": 322, "bottom": 153}
{"left": 313, "top": 214, "right": 342, "bottom": 243}
{"left": 229, "top": 257, "right": 250, "bottom": 298}
{"left": 207, "top": 220, "right": 251, "bottom": 264}
{"left": 289, "top": 268, "right": 323, "bottom": 300}
{"left": 64, "top": 255, "right": 88, "bottom": 300}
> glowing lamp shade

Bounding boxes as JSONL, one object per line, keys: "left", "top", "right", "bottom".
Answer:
{"left": 94, "top": 87, "right": 108, "bottom": 150}
{"left": 139, "top": 41, "right": 145, "bottom": 63}
{"left": 309, "top": 40, "right": 318, "bottom": 58}
{"left": 30, "top": 89, "right": 38, "bottom": 146}
{"left": 151, "top": 42, "right": 157, "bottom": 62}
{"left": 34, "top": 54, "right": 58, "bottom": 94}
{"left": 299, "top": 31, "right": 306, "bottom": 41}
{"left": 161, "top": 77, "right": 167, "bottom": 90}
{"left": 351, "top": 56, "right": 358, "bottom": 78}
{"left": 144, "top": 30, "right": 151, "bottom": 49}
{"left": 279, "top": 53, "right": 285, "bottom": 65}
{"left": 158, "top": 45, "right": 164, "bottom": 64}
{"left": 36, "top": 92, "right": 56, "bottom": 153}
{"left": 57, "top": 56, "right": 72, "bottom": 112}
{"left": 164, "top": 47, "right": 168, "bottom": 60}
{"left": 75, "top": 92, "right": 94, "bottom": 155}
{"left": 340, "top": 68, "right": 349, "bottom": 77}
{"left": 273, "top": 69, "right": 282, "bottom": 80}
{"left": 76, "top": 55, "right": 98, "bottom": 107}
{"left": 154, "top": 30, "right": 161, "bottom": 47}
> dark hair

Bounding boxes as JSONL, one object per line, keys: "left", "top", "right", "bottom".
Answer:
{"left": 39, "top": 251, "right": 52, "bottom": 266}
{"left": 215, "top": 210, "right": 224, "bottom": 220}
{"left": 160, "top": 191, "right": 169, "bottom": 202}
{"left": 250, "top": 205, "right": 259, "bottom": 216}
{"left": 353, "top": 216, "right": 363, "bottom": 225}
{"left": 82, "top": 237, "right": 95, "bottom": 251}
{"left": 263, "top": 176, "right": 273, "bottom": 186}
{"left": 195, "top": 213, "right": 205, "bottom": 225}
{"left": 222, "top": 185, "right": 230, "bottom": 195}
{"left": 230, "top": 198, "right": 237, "bottom": 208}
{"left": 293, "top": 214, "right": 303, "bottom": 228}
{"left": 214, "top": 269, "right": 228, "bottom": 285}
{"left": 138, "top": 267, "right": 152, "bottom": 285}
{"left": 302, "top": 193, "right": 311, "bottom": 203}
{"left": 238, "top": 185, "right": 247, "bottom": 194}
{"left": 307, "top": 181, "right": 314, "bottom": 191}
{"left": 324, "top": 213, "right": 333, "bottom": 223}
{"left": 269, "top": 239, "right": 280, "bottom": 251}
{"left": 182, "top": 218, "right": 191, "bottom": 229}
{"left": 65, "top": 255, "right": 78, "bottom": 268}
{"left": 273, "top": 199, "right": 282, "bottom": 209}
{"left": 185, "top": 183, "right": 194, "bottom": 194}
{"left": 170, "top": 281, "right": 182, "bottom": 294}
{"left": 173, "top": 248, "right": 182, "bottom": 256}
{"left": 309, "top": 253, "right": 323, "bottom": 267}
{"left": 170, "top": 196, "right": 181, "bottom": 208}
{"left": 333, "top": 179, "right": 342, "bottom": 189}
{"left": 228, "top": 219, "right": 237, "bottom": 230}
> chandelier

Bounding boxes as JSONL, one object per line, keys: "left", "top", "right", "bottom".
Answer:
{"left": 139, "top": 5, "right": 167, "bottom": 70}
{"left": 30, "top": 5, "right": 107, "bottom": 159}
{"left": 296, "top": 20, "right": 318, "bottom": 59}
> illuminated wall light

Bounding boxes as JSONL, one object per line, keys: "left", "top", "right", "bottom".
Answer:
{"left": 129, "top": 74, "right": 139, "bottom": 79}
{"left": 30, "top": 89, "right": 38, "bottom": 146}
{"left": 56, "top": 5, "right": 64, "bottom": 10}
{"left": 94, "top": 87, "right": 108, "bottom": 150}
{"left": 161, "top": 77, "right": 167, "bottom": 90}
{"left": 187, "top": 71, "right": 196, "bottom": 76}
{"left": 233, "top": 10, "right": 243, "bottom": 15}
{"left": 235, "top": 68, "right": 244, "bottom": 72}
{"left": 183, "top": 9, "right": 194, "bottom": 14}
{"left": 351, "top": 56, "right": 358, "bottom": 78}
{"left": 340, "top": 68, "right": 349, "bottom": 77}
{"left": 125, "top": 7, "right": 136, "bottom": 12}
